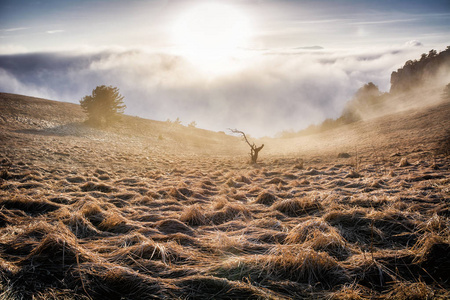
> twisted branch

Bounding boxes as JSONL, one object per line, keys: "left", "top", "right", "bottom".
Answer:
{"left": 229, "top": 129, "right": 264, "bottom": 163}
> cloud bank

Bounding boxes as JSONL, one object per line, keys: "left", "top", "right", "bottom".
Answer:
{"left": 0, "top": 43, "right": 431, "bottom": 137}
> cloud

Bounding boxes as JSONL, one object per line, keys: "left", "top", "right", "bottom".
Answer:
{"left": 404, "top": 40, "right": 423, "bottom": 47}
{"left": 0, "top": 44, "right": 28, "bottom": 54}
{"left": 293, "top": 46, "right": 324, "bottom": 50}
{"left": 349, "top": 18, "right": 418, "bottom": 25}
{"left": 0, "top": 27, "right": 29, "bottom": 32}
{"left": 0, "top": 68, "right": 56, "bottom": 99}
{"left": 46, "top": 30, "right": 64, "bottom": 34}
{"left": 0, "top": 43, "right": 432, "bottom": 137}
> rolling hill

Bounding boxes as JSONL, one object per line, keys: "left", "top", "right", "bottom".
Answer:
{"left": 0, "top": 85, "right": 449, "bottom": 299}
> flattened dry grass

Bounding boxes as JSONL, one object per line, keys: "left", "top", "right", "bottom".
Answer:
{"left": 272, "top": 197, "right": 322, "bottom": 217}
{"left": 155, "top": 218, "right": 195, "bottom": 235}
{"left": 179, "top": 204, "right": 207, "bottom": 226}
{"left": 0, "top": 221, "right": 100, "bottom": 298}
{"left": 286, "top": 218, "right": 352, "bottom": 260}
{"left": 0, "top": 195, "right": 60, "bottom": 215}
{"left": 73, "top": 262, "right": 164, "bottom": 299}
{"left": 412, "top": 233, "right": 450, "bottom": 282}
{"left": 80, "top": 181, "right": 116, "bottom": 193}
{"left": 174, "top": 275, "right": 276, "bottom": 300}
{"left": 1, "top": 104, "right": 450, "bottom": 299}
{"left": 212, "top": 245, "right": 349, "bottom": 287}
{"left": 383, "top": 280, "right": 434, "bottom": 300}
{"left": 254, "top": 191, "right": 278, "bottom": 206}
{"left": 328, "top": 283, "right": 372, "bottom": 300}
{"left": 207, "top": 203, "right": 251, "bottom": 225}
{"left": 108, "top": 239, "right": 190, "bottom": 265}
{"left": 323, "top": 209, "right": 379, "bottom": 245}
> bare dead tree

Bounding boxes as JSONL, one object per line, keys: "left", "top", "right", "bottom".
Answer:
{"left": 229, "top": 129, "right": 264, "bottom": 164}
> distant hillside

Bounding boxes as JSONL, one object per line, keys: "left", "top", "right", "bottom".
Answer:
{"left": 0, "top": 92, "right": 245, "bottom": 155}
{"left": 0, "top": 93, "right": 85, "bottom": 129}
{"left": 280, "top": 46, "right": 450, "bottom": 138}
{"left": 391, "top": 46, "right": 450, "bottom": 93}
{"left": 266, "top": 100, "right": 450, "bottom": 158}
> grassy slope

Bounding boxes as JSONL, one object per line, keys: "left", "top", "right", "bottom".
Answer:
{"left": 263, "top": 86, "right": 450, "bottom": 158}
{"left": 0, "top": 92, "right": 247, "bottom": 157}
{"left": 0, "top": 91, "right": 449, "bottom": 299}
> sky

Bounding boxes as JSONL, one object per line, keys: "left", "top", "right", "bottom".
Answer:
{"left": 1, "top": 0, "right": 449, "bottom": 137}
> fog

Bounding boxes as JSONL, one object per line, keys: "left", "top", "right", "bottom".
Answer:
{"left": 0, "top": 43, "right": 435, "bottom": 137}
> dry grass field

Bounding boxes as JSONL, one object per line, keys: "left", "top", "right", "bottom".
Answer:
{"left": 0, "top": 91, "right": 449, "bottom": 299}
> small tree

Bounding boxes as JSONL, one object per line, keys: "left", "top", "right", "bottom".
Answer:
{"left": 174, "top": 117, "right": 182, "bottom": 125}
{"left": 80, "top": 85, "right": 126, "bottom": 126}
{"left": 442, "top": 83, "right": 450, "bottom": 102}
{"left": 230, "top": 129, "right": 264, "bottom": 164}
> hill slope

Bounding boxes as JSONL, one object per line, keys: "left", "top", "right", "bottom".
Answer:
{"left": 0, "top": 92, "right": 247, "bottom": 158}
{"left": 266, "top": 93, "right": 450, "bottom": 158}
{"left": 2, "top": 90, "right": 448, "bottom": 160}
{"left": 0, "top": 92, "right": 449, "bottom": 299}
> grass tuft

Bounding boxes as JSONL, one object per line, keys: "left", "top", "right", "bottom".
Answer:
{"left": 179, "top": 204, "right": 207, "bottom": 226}
{"left": 286, "top": 218, "right": 351, "bottom": 260}
{"left": 207, "top": 203, "right": 251, "bottom": 225}
{"left": 383, "top": 280, "right": 433, "bottom": 300}
{"left": 254, "top": 191, "right": 278, "bottom": 206}
{"left": 0, "top": 196, "right": 60, "bottom": 215}
{"left": 272, "top": 197, "right": 322, "bottom": 217}
{"left": 155, "top": 218, "right": 195, "bottom": 235}
{"left": 213, "top": 246, "right": 348, "bottom": 287}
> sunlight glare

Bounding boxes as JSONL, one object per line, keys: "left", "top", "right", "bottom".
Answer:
{"left": 171, "top": 3, "right": 253, "bottom": 73}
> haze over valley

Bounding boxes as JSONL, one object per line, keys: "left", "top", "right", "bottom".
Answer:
{"left": 1, "top": 0, "right": 449, "bottom": 137}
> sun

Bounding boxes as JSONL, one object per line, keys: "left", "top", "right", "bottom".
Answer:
{"left": 171, "top": 3, "right": 253, "bottom": 72}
